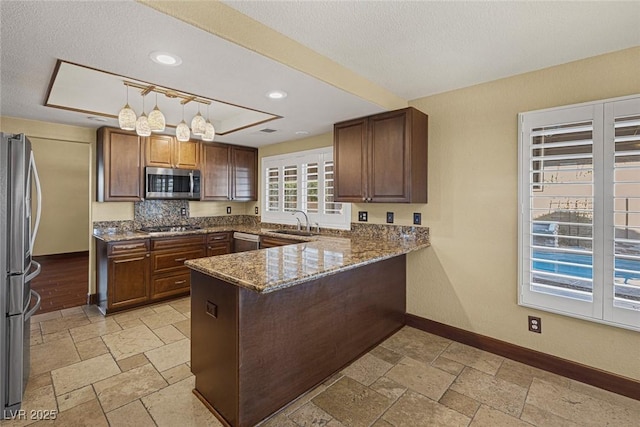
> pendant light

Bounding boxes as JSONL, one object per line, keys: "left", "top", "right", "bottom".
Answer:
{"left": 135, "top": 94, "right": 151, "bottom": 137}
{"left": 148, "top": 92, "right": 166, "bottom": 132}
{"left": 191, "top": 103, "right": 206, "bottom": 136}
{"left": 118, "top": 85, "right": 137, "bottom": 131}
{"left": 176, "top": 103, "right": 191, "bottom": 142}
{"left": 202, "top": 103, "right": 215, "bottom": 142}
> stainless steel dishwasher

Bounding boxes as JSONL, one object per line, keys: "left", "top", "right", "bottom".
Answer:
{"left": 233, "top": 232, "right": 260, "bottom": 252}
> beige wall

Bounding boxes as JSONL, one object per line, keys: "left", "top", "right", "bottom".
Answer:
{"left": 1, "top": 117, "right": 93, "bottom": 255}
{"left": 407, "top": 47, "right": 640, "bottom": 380}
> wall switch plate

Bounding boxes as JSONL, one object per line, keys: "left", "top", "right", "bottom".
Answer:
{"left": 180, "top": 207, "right": 187, "bottom": 217}
{"left": 386, "top": 212, "right": 394, "bottom": 224}
{"left": 358, "top": 211, "right": 368, "bottom": 222}
{"left": 528, "top": 316, "right": 542, "bottom": 333}
{"left": 226, "top": 206, "right": 231, "bottom": 214}
{"left": 413, "top": 212, "right": 422, "bottom": 225}
{"left": 255, "top": 206, "right": 259, "bottom": 215}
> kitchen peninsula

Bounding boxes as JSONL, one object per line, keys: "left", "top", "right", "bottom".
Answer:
{"left": 185, "top": 232, "right": 429, "bottom": 427}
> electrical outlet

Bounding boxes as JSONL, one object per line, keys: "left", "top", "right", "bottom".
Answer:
{"left": 226, "top": 206, "right": 231, "bottom": 214}
{"left": 358, "top": 211, "right": 368, "bottom": 222}
{"left": 413, "top": 212, "right": 422, "bottom": 225}
{"left": 180, "top": 207, "right": 187, "bottom": 217}
{"left": 528, "top": 316, "right": 542, "bottom": 333}
{"left": 254, "top": 206, "right": 259, "bottom": 215}
{"left": 386, "top": 212, "right": 394, "bottom": 224}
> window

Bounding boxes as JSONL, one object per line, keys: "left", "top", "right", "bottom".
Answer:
{"left": 262, "top": 147, "right": 351, "bottom": 229}
{"left": 519, "top": 95, "right": 640, "bottom": 330}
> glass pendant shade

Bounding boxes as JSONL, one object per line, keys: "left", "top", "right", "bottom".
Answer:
{"left": 191, "top": 111, "right": 206, "bottom": 136}
{"left": 118, "top": 104, "right": 137, "bottom": 130}
{"left": 148, "top": 106, "right": 166, "bottom": 132}
{"left": 176, "top": 120, "right": 191, "bottom": 142}
{"left": 202, "top": 120, "right": 215, "bottom": 141}
{"left": 135, "top": 113, "right": 151, "bottom": 137}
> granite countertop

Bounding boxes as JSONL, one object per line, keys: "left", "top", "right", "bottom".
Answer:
{"left": 185, "top": 234, "right": 429, "bottom": 294}
{"left": 93, "top": 224, "right": 429, "bottom": 294}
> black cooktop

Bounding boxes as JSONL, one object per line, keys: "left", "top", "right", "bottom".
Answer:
{"left": 139, "top": 225, "right": 202, "bottom": 233}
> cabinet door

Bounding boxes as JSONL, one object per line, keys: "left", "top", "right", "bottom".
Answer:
{"left": 231, "top": 146, "right": 258, "bottom": 201}
{"left": 108, "top": 253, "right": 150, "bottom": 310}
{"left": 146, "top": 134, "right": 174, "bottom": 168}
{"left": 176, "top": 139, "right": 200, "bottom": 169}
{"left": 207, "top": 242, "right": 232, "bottom": 256}
{"left": 97, "top": 127, "right": 144, "bottom": 202}
{"left": 368, "top": 110, "right": 411, "bottom": 202}
{"left": 333, "top": 118, "right": 368, "bottom": 202}
{"left": 201, "top": 143, "right": 231, "bottom": 200}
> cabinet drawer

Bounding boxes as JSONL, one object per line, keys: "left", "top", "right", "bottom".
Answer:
{"left": 152, "top": 247, "right": 206, "bottom": 273}
{"left": 151, "top": 235, "right": 205, "bottom": 250}
{"left": 207, "top": 242, "right": 231, "bottom": 256}
{"left": 260, "top": 236, "right": 303, "bottom": 249}
{"left": 207, "top": 232, "right": 231, "bottom": 243}
{"left": 151, "top": 272, "right": 190, "bottom": 300}
{"left": 108, "top": 240, "right": 150, "bottom": 256}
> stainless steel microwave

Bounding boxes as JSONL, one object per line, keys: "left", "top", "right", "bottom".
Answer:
{"left": 145, "top": 167, "right": 201, "bottom": 200}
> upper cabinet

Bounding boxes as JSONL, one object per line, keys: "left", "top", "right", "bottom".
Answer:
{"left": 146, "top": 134, "right": 200, "bottom": 169}
{"left": 96, "top": 127, "right": 145, "bottom": 202}
{"left": 334, "top": 107, "right": 428, "bottom": 203}
{"left": 201, "top": 143, "right": 258, "bottom": 201}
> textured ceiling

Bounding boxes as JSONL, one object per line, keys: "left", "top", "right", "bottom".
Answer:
{"left": 1, "top": 1, "right": 638, "bottom": 147}
{"left": 225, "top": 1, "right": 640, "bottom": 100}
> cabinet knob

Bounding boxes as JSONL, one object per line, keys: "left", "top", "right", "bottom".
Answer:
{"left": 362, "top": 197, "right": 366, "bottom": 202}
{"left": 146, "top": 254, "right": 150, "bottom": 257}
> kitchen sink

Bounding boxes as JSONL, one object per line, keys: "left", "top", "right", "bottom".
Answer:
{"left": 271, "top": 230, "right": 319, "bottom": 237}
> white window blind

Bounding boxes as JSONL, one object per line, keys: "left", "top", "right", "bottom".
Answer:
{"left": 262, "top": 147, "right": 351, "bottom": 229}
{"left": 519, "top": 95, "right": 640, "bottom": 331}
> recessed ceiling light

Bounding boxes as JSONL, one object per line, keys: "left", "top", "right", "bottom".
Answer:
{"left": 295, "top": 131, "right": 309, "bottom": 135}
{"left": 87, "top": 116, "right": 108, "bottom": 122}
{"left": 149, "top": 51, "right": 182, "bottom": 66}
{"left": 266, "top": 90, "right": 287, "bottom": 100}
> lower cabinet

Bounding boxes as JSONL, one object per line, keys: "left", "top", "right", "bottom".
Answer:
{"left": 96, "top": 239, "right": 151, "bottom": 314}
{"left": 150, "top": 235, "right": 206, "bottom": 301}
{"left": 207, "top": 232, "right": 232, "bottom": 256}
{"left": 96, "top": 234, "right": 216, "bottom": 314}
{"left": 260, "top": 236, "right": 303, "bottom": 249}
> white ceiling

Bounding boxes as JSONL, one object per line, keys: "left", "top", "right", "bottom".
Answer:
{"left": 225, "top": 0, "right": 640, "bottom": 100}
{"left": 1, "top": 1, "right": 639, "bottom": 147}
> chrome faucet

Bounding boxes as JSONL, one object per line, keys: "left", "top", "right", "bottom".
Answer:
{"left": 291, "top": 210, "right": 310, "bottom": 232}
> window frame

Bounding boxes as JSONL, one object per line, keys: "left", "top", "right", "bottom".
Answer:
{"left": 261, "top": 147, "right": 351, "bottom": 230}
{"left": 518, "top": 94, "right": 640, "bottom": 331}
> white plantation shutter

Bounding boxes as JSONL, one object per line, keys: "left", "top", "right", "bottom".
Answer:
{"left": 519, "top": 95, "right": 640, "bottom": 330}
{"left": 262, "top": 147, "right": 351, "bottom": 229}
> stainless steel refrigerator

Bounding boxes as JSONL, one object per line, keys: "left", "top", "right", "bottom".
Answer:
{"left": 1, "top": 133, "right": 42, "bottom": 419}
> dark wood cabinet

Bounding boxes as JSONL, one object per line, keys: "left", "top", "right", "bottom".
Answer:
{"left": 201, "top": 143, "right": 257, "bottom": 201}
{"left": 96, "top": 239, "right": 150, "bottom": 313}
{"left": 146, "top": 134, "right": 200, "bottom": 169}
{"left": 207, "top": 232, "right": 232, "bottom": 256}
{"left": 96, "top": 127, "right": 145, "bottom": 202}
{"left": 150, "top": 235, "right": 206, "bottom": 301}
{"left": 334, "top": 107, "right": 428, "bottom": 203}
{"left": 259, "top": 236, "right": 303, "bottom": 249}
{"left": 231, "top": 146, "right": 258, "bottom": 201}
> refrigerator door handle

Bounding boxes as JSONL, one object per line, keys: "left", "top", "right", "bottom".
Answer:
{"left": 25, "top": 260, "right": 41, "bottom": 283}
{"left": 24, "top": 290, "right": 41, "bottom": 321}
{"left": 29, "top": 151, "right": 42, "bottom": 252}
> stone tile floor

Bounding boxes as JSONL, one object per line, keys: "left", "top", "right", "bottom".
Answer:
{"left": 2, "top": 297, "right": 639, "bottom": 426}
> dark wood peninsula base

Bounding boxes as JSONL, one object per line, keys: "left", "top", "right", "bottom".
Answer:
{"left": 190, "top": 255, "right": 406, "bottom": 427}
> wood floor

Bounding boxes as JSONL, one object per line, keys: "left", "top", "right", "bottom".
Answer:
{"left": 30, "top": 251, "right": 89, "bottom": 314}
